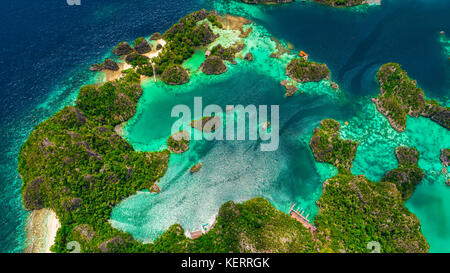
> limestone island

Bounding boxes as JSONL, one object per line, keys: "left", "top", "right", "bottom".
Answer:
{"left": 440, "top": 149, "right": 450, "bottom": 185}
{"left": 190, "top": 163, "right": 203, "bottom": 173}
{"left": 287, "top": 58, "right": 330, "bottom": 83}
{"left": 167, "top": 130, "right": 190, "bottom": 153}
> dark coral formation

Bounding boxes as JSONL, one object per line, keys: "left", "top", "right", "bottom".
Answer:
{"left": 440, "top": 149, "right": 450, "bottom": 186}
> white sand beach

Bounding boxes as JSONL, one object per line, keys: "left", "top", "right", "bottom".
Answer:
{"left": 25, "top": 208, "right": 60, "bottom": 253}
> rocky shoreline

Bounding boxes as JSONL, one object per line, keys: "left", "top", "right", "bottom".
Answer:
{"left": 373, "top": 63, "right": 450, "bottom": 132}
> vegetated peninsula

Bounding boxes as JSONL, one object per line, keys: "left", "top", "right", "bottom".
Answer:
{"left": 372, "top": 63, "right": 450, "bottom": 132}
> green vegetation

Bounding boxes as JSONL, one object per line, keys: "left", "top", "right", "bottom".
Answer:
{"left": 309, "top": 119, "right": 358, "bottom": 174}
{"left": 380, "top": 147, "right": 424, "bottom": 200}
{"left": 125, "top": 52, "right": 149, "bottom": 66}
{"left": 314, "top": 174, "right": 428, "bottom": 253}
{"left": 240, "top": 0, "right": 365, "bottom": 7}
{"left": 134, "top": 37, "right": 145, "bottom": 46}
{"left": 286, "top": 58, "right": 330, "bottom": 83}
{"left": 123, "top": 53, "right": 154, "bottom": 77}
{"left": 149, "top": 32, "right": 162, "bottom": 41}
{"left": 153, "top": 10, "right": 219, "bottom": 75}
{"left": 160, "top": 64, "right": 190, "bottom": 85}
{"left": 373, "top": 63, "right": 450, "bottom": 132}
{"left": 151, "top": 198, "right": 316, "bottom": 253}
{"left": 76, "top": 69, "right": 142, "bottom": 127}
{"left": 201, "top": 56, "right": 228, "bottom": 75}
{"left": 19, "top": 69, "right": 170, "bottom": 253}
{"left": 190, "top": 116, "right": 221, "bottom": 132}
{"left": 133, "top": 37, "right": 152, "bottom": 54}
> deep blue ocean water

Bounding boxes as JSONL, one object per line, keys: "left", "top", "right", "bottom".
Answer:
{"left": 1, "top": 0, "right": 449, "bottom": 252}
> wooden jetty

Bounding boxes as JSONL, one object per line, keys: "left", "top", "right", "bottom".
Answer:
{"left": 289, "top": 204, "right": 317, "bottom": 232}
